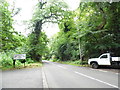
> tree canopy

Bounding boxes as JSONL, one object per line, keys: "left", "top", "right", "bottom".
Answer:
{"left": 0, "top": 0, "right": 25, "bottom": 52}
{"left": 49, "top": 2, "right": 120, "bottom": 62}
{"left": 1, "top": 0, "right": 120, "bottom": 66}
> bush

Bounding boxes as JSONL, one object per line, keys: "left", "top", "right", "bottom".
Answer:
{"left": 81, "top": 60, "right": 88, "bottom": 64}
{"left": 1, "top": 51, "right": 13, "bottom": 67}
{"left": 26, "top": 58, "right": 34, "bottom": 64}
{"left": 72, "top": 60, "right": 88, "bottom": 65}
{"left": 0, "top": 51, "right": 22, "bottom": 67}
{"left": 73, "top": 60, "right": 81, "bottom": 64}
{"left": 49, "top": 59, "right": 58, "bottom": 62}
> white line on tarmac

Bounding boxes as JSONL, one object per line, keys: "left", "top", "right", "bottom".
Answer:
{"left": 98, "top": 70, "right": 108, "bottom": 72}
{"left": 42, "top": 67, "right": 49, "bottom": 89}
{"left": 90, "top": 69, "right": 107, "bottom": 72}
{"left": 90, "top": 69, "right": 97, "bottom": 70}
{"left": 57, "top": 65, "right": 67, "bottom": 69}
{"left": 74, "top": 71, "right": 118, "bottom": 88}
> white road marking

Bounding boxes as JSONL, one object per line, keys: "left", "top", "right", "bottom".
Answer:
{"left": 42, "top": 67, "right": 49, "bottom": 88}
{"left": 116, "top": 73, "right": 119, "bottom": 75}
{"left": 57, "top": 65, "right": 67, "bottom": 69}
{"left": 90, "top": 69, "right": 107, "bottom": 72}
{"left": 90, "top": 69, "right": 97, "bottom": 71}
{"left": 74, "top": 71, "right": 118, "bottom": 88}
{"left": 99, "top": 70, "right": 108, "bottom": 72}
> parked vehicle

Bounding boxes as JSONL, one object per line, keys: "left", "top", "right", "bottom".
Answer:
{"left": 88, "top": 53, "right": 120, "bottom": 69}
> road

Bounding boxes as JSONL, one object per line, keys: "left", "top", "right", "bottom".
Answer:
{"left": 2, "top": 60, "right": 119, "bottom": 89}
{"left": 2, "top": 67, "right": 42, "bottom": 88}
{"left": 42, "top": 60, "right": 119, "bottom": 88}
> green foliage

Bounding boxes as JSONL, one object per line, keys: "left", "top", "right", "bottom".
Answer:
{"left": 49, "top": 2, "right": 120, "bottom": 64}
{"left": 31, "top": 0, "right": 68, "bottom": 23}
{"left": 25, "top": 58, "right": 34, "bottom": 64}
{"left": 57, "top": 60, "right": 88, "bottom": 66}
{"left": 0, "top": 48, "right": 37, "bottom": 70}
{"left": 28, "top": 0, "right": 69, "bottom": 61}
{"left": 0, "top": 0, "right": 46, "bottom": 69}
{"left": 78, "top": 2, "right": 120, "bottom": 57}
{"left": 28, "top": 31, "right": 49, "bottom": 61}
{"left": 1, "top": 0, "right": 120, "bottom": 68}
{"left": 0, "top": 50, "right": 21, "bottom": 67}
{"left": 49, "top": 11, "right": 80, "bottom": 61}
{"left": 0, "top": 0, "right": 25, "bottom": 52}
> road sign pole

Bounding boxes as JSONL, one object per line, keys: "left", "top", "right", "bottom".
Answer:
{"left": 13, "top": 60, "right": 16, "bottom": 68}
{"left": 24, "top": 61, "right": 25, "bottom": 68}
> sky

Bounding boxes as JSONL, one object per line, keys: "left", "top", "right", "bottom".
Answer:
{"left": 7, "top": 0, "right": 80, "bottom": 38}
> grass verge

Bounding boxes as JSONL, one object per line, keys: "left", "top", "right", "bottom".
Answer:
{"left": 1, "top": 62, "right": 42, "bottom": 71}
{"left": 56, "top": 60, "right": 89, "bottom": 67}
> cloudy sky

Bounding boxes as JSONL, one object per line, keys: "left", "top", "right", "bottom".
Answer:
{"left": 8, "top": 0, "right": 80, "bottom": 38}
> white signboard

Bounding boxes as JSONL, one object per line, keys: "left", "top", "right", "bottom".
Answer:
{"left": 13, "top": 54, "right": 26, "bottom": 59}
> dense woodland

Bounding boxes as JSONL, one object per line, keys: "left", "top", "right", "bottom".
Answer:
{"left": 0, "top": 0, "right": 120, "bottom": 68}
{"left": 49, "top": 2, "right": 120, "bottom": 62}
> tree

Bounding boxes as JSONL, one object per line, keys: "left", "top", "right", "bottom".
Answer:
{"left": 49, "top": 2, "right": 120, "bottom": 63}
{"left": 0, "top": 0, "right": 24, "bottom": 52}
{"left": 76, "top": 2, "right": 120, "bottom": 58}
{"left": 28, "top": 0, "right": 68, "bottom": 61}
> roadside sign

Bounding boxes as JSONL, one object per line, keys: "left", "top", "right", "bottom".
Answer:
{"left": 13, "top": 54, "right": 26, "bottom": 60}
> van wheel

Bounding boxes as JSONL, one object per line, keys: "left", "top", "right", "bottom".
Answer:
{"left": 91, "top": 63, "right": 98, "bottom": 69}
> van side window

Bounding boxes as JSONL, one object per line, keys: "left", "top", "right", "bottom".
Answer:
{"left": 100, "top": 55, "right": 107, "bottom": 58}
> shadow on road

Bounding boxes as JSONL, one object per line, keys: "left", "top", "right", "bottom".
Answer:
{"left": 98, "top": 66, "right": 120, "bottom": 73}
{"left": 99, "top": 65, "right": 120, "bottom": 69}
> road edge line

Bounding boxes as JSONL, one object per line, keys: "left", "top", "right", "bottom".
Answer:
{"left": 74, "top": 71, "right": 119, "bottom": 88}
{"left": 98, "top": 70, "right": 108, "bottom": 72}
{"left": 57, "top": 65, "right": 67, "bottom": 69}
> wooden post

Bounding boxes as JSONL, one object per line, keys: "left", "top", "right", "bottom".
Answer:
{"left": 24, "top": 61, "right": 25, "bottom": 68}
{"left": 13, "top": 60, "right": 16, "bottom": 68}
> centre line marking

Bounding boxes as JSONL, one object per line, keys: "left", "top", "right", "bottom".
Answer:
{"left": 57, "top": 65, "right": 67, "bottom": 69}
{"left": 42, "top": 67, "right": 49, "bottom": 89}
{"left": 74, "top": 71, "right": 118, "bottom": 88}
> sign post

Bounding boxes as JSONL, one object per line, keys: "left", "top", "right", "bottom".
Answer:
{"left": 13, "top": 54, "right": 26, "bottom": 68}
{"left": 13, "top": 60, "right": 16, "bottom": 68}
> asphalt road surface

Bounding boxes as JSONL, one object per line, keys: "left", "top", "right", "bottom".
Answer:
{"left": 2, "top": 67, "right": 42, "bottom": 88}
{"left": 42, "top": 60, "right": 119, "bottom": 88}
{"left": 2, "top": 60, "right": 120, "bottom": 89}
